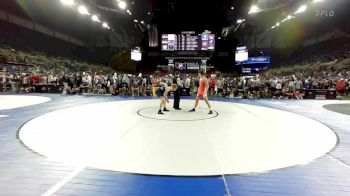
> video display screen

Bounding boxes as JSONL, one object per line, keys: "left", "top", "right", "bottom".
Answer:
{"left": 161, "top": 33, "right": 215, "bottom": 51}
{"left": 236, "top": 47, "right": 271, "bottom": 65}
{"left": 241, "top": 56, "right": 271, "bottom": 64}
{"left": 131, "top": 49, "right": 142, "bottom": 61}
{"left": 235, "top": 46, "right": 249, "bottom": 63}
{"left": 242, "top": 68, "right": 252, "bottom": 74}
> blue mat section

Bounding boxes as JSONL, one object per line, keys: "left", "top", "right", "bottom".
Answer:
{"left": 1, "top": 94, "right": 350, "bottom": 196}
{"left": 55, "top": 169, "right": 227, "bottom": 196}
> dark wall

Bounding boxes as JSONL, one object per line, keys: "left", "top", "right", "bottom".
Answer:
{"left": 0, "top": 19, "right": 113, "bottom": 65}
{"left": 0, "top": 0, "right": 143, "bottom": 65}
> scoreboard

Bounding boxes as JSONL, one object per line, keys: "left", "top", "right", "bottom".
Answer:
{"left": 161, "top": 33, "right": 215, "bottom": 51}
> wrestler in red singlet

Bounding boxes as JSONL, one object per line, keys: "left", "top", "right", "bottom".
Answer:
{"left": 197, "top": 78, "right": 206, "bottom": 98}
{"left": 189, "top": 69, "right": 213, "bottom": 114}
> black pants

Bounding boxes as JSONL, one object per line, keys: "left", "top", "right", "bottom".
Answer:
{"left": 173, "top": 88, "right": 181, "bottom": 109}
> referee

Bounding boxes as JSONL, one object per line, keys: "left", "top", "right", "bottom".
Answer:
{"left": 173, "top": 71, "right": 182, "bottom": 110}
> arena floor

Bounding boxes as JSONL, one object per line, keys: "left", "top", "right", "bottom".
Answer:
{"left": 1, "top": 94, "right": 350, "bottom": 196}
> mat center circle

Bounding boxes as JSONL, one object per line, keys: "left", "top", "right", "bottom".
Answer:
{"left": 137, "top": 107, "right": 218, "bottom": 121}
{"left": 19, "top": 99, "right": 337, "bottom": 176}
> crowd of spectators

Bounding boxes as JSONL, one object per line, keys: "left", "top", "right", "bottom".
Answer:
{"left": 1, "top": 64, "right": 349, "bottom": 99}
{"left": 281, "top": 37, "right": 350, "bottom": 67}
{"left": 1, "top": 39, "right": 350, "bottom": 99}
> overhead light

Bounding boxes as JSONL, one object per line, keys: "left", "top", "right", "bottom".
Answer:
{"left": 131, "top": 1, "right": 135, "bottom": 4}
{"left": 248, "top": 5, "right": 260, "bottom": 14}
{"left": 92, "top": 15, "right": 101, "bottom": 23}
{"left": 148, "top": 12, "right": 151, "bottom": 15}
{"left": 60, "top": 0, "right": 74, "bottom": 6}
{"left": 295, "top": 5, "right": 307, "bottom": 14}
{"left": 276, "top": 22, "right": 280, "bottom": 27}
{"left": 218, "top": 37, "right": 221, "bottom": 40}
{"left": 78, "top": 5, "right": 90, "bottom": 15}
{"left": 102, "top": 22, "right": 110, "bottom": 29}
{"left": 134, "top": 19, "right": 138, "bottom": 23}
{"left": 140, "top": 21, "right": 144, "bottom": 24}
{"left": 312, "top": 0, "right": 323, "bottom": 3}
{"left": 118, "top": 1, "right": 127, "bottom": 10}
{"left": 237, "top": 19, "right": 245, "bottom": 24}
{"left": 282, "top": 15, "right": 294, "bottom": 23}
{"left": 271, "top": 26, "right": 276, "bottom": 29}
{"left": 127, "top": 10, "right": 132, "bottom": 15}
{"left": 231, "top": 7, "right": 234, "bottom": 10}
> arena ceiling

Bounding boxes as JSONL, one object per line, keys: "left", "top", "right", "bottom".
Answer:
{"left": 235, "top": 0, "right": 349, "bottom": 36}
{"left": 148, "top": 0, "right": 235, "bottom": 33}
{"left": 147, "top": 0, "right": 306, "bottom": 33}
{"left": 149, "top": 0, "right": 350, "bottom": 38}
{"left": 0, "top": 0, "right": 151, "bottom": 42}
{"left": 1, "top": 0, "right": 349, "bottom": 48}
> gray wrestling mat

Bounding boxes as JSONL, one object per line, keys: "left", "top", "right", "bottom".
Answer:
{"left": 323, "top": 103, "right": 350, "bottom": 115}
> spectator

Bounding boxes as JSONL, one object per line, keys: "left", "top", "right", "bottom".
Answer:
{"left": 337, "top": 78, "right": 346, "bottom": 96}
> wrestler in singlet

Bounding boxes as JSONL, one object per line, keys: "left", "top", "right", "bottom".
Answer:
{"left": 197, "top": 78, "right": 206, "bottom": 98}
{"left": 189, "top": 69, "right": 212, "bottom": 114}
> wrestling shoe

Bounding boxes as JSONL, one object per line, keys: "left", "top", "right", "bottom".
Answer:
{"left": 208, "top": 110, "right": 213, "bottom": 114}
{"left": 163, "top": 108, "right": 170, "bottom": 112}
{"left": 158, "top": 110, "right": 164, "bottom": 115}
{"left": 175, "top": 108, "right": 182, "bottom": 110}
{"left": 189, "top": 108, "right": 195, "bottom": 112}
